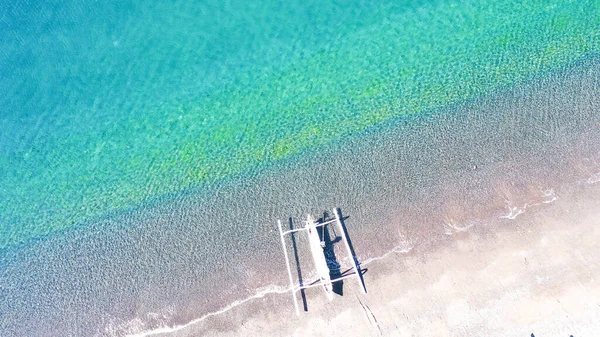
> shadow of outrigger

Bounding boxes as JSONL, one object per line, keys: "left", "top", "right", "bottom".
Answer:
{"left": 277, "top": 208, "right": 367, "bottom": 314}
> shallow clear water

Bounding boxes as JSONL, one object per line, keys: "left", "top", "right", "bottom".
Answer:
{"left": 2, "top": 57, "right": 600, "bottom": 336}
{"left": 1, "top": 0, "right": 599, "bottom": 248}
{"left": 1, "top": 0, "right": 600, "bottom": 336}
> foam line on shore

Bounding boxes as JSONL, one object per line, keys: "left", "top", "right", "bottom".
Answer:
{"left": 114, "top": 170, "right": 600, "bottom": 337}
{"left": 121, "top": 238, "right": 418, "bottom": 336}
{"left": 359, "top": 245, "right": 414, "bottom": 267}
{"left": 499, "top": 189, "right": 558, "bottom": 220}
{"left": 124, "top": 285, "right": 290, "bottom": 337}
{"left": 360, "top": 236, "right": 415, "bottom": 267}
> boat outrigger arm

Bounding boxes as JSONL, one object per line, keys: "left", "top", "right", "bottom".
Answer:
{"left": 277, "top": 208, "right": 367, "bottom": 315}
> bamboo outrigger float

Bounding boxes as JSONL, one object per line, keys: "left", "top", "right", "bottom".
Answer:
{"left": 277, "top": 208, "right": 366, "bottom": 315}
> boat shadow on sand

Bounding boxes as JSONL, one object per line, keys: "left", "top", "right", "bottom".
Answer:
{"left": 287, "top": 208, "right": 368, "bottom": 312}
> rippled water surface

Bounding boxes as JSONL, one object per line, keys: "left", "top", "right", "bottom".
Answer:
{"left": 1, "top": 0, "right": 600, "bottom": 336}
{"left": 1, "top": 0, "right": 599, "bottom": 247}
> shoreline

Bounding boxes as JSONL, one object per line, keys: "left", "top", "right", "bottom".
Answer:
{"left": 121, "top": 56, "right": 600, "bottom": 336}
{"left": 169, "top": 177, "right": 600, "bottom": 337}
{"left": 1, "top": 57, "right": 599, "bottom": 336}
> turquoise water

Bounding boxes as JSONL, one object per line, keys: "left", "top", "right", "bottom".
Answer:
{"left": 1, "top": 0, "right": 599, "bottom": 248}
{"left": 2, "top": 57, "right": 599, "bottom": 336}
{"left": 2, "top": 1, "right": 600, "bottom": 334}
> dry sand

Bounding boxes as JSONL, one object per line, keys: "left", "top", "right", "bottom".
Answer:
{"left": 161, "top": 179, "right": 600, "bottom": 337}
{"left": 4, "top": 58, "right": 598, "bottom": 337}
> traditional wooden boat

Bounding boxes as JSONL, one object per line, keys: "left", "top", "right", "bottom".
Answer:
{"left": 277, "top": 208, "right": 366, "bottom": 315}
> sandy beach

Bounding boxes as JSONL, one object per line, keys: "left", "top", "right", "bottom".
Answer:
{"left": 2, "top": 1, "right": 600, "bottom": 336}
{"left": 161, "top": 176, "right": 600, "bottom": 337}
{"left": 113, "top": 58, "right": 600, "bottom": 337}
{"left": 2, "top": 57, "right": 599, "bottom": 337}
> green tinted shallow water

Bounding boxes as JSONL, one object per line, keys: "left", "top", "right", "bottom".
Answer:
{"left": 1, "top": 0, "right": 599, "bottom": 248}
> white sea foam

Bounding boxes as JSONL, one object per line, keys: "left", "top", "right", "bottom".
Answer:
{"left": 115, "top": 188, "right": 566, "bottom": 336}
{"left": 441, "top": 188, "right": 560, "bottom": 236}
{"left": 585, "top": 172, "right": 600, "bottom": 184}
{"left": 116, "top": 233, "right": 415, "bottom": 337}
{"left": 541, "top": 188, "right": 558, "bottom": 204}
{"left": 499, "top": 189, "right": 558, "bottom": 220}
{"left": 443, "top": 219, "right": 479, "bottom": 233}
{"left": 361, "top": 232, "right": 414, "bottom": 266}
{"left": 120, "top": 285, "right": 290, "bottom": 337}
{"left": 499, "top": 205, "right": 526, "bottom": 220}
{"left": 359, "top": 245, "right": 414, "bottom": 266}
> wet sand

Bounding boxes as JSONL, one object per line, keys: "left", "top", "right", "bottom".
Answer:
{"left": 125, "top": 57, "right": 600, "bottom": 336}
{"left": 1, "top": 57, "right": 599, "bottom": 336}
{"left": 164, "top": 178, "right": 600, "bottom": 337}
